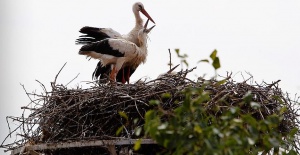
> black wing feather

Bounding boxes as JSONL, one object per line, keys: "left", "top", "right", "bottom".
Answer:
{"left": 92, "top": 61, "right": 111, "bottom": 80}
{"left": 79, "top": 39, "right": 125, "bottom": 57}
{"left": 76, "top": 26, "right": 111, "bottom": 45}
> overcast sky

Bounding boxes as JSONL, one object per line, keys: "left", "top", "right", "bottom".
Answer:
{"left": 1, "top": 0, "right": 300, "bottom": 154}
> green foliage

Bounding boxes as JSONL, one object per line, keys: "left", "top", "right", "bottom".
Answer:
{"left": 116, "top": 125, "right": 124, "bottom": 136}
{"left": 116, "top": 111, "right": 129, "bottom": 136}
{"left": 141, "top": 49, "right": 297, "bottom": 154}
{"left": 210, "top": 49, "right": 221, "bottom": 70}
{"left": 144, "top": 87, "right": 297, "bottom": 154}
{"left": 199, "top": 49, "right": 221, "bottom": 70}
{"left": 118, "top": 111, "right": 128, "bottom": 121}
{"left": 129, "top": 49, "right": 298, "bottom": 154}
{"left": 174, "top": 49, "right": 221, "bottom": 71}
{"left": 133, "top": 139, "right": 142, "bottom": 151}
{"left": 175, "top": 48, "right": 189, "bottom": 68}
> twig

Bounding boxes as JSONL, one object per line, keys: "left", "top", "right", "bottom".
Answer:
{"left": 51, "top": 62, "right": 67, "bottom": 90}
{"left": 168, "top": 48, "right": 172, "bottom": 70}
{"left": 267, "top": 80, "right": 281, "bottom": 88}
{"left": 66, "top": 73, "right": 80, "bottom": 87}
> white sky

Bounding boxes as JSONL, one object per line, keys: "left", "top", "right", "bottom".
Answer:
{"left": 1, "top": 0, "right": 300, "bottom": 154}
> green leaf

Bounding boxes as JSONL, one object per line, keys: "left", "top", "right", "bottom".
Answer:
{"left": 198, "top": 59, "right": 210, "bottom": 63}
{"left": 145, "top": 110, "right": 155, "bottom": 120}
{"left": 210, "top": 49, "right": 218, "bottom": 60}
{"left": 268, "top": 138, "right": 280, "bottom": 147}
{"left": 157, "top": 123, "right": 168, "bottom": 130}
{"left": 175, "top": 48, "right": 180, "bottom": 55}
{"left": 118, "top": 111, "right": 128, "bottom": 121}
{"left": 230, "top": 107, "right": 238, "bottom": 114}
{"left": 204, "top": 139, "right": 213, "bottom": 149}
{"left": 272, "top": 95, "right": 284, "bottom": 104}
{"left": 133, "top": 118, "right": 139, "bottom": 125}
{"left": 213, "top": 128, "right": 224, "bottom": 138}
{"left": 135, "top": 126, "right": 142, "bottom": 136}
{"left": 149, "top": 100, "right": 160, "bottom": 105}
{"left": 247, "top": 137, "right": 255, "bottom": 145}
{"left": 286, "top": 150, "right": 297, "bottom": 155}
{"left": 133, "top": 139, "right": 142, "bottom": 151}
{"left": 233, "top": 135, "right": 242, "bottom": 145}
{"left": 267, "top": 115, "right": 280, "bottom": 124}
{"left": 212, "top": 57, "right": 221, "bottom": 70}
{"left": 279, "top": 106, "right": 287, "bottom": 115}
{"left": 215, "top": 78, "right": 227, "bottom": 86}
{"left": 289, "top": 128, "right": 298, "bottom": 137}
{"left": 194, "top": 125, "right": 202, "bottom": 134}
{"left": 163, "top": 139, "right": 170, "bottom": 148}
{"left": 250, "top": 102, "right": 261, "bottom": 109}
{"left": 162, "top": 93, "right": 172, "bottom": 99}
{"left": 243, "top": 91, "right": 253, "bottom": 104}
{"left": 165, "top": 130, "right": 174, "bottom": 134}
{"left": 116, "top": 126, "right": 124, "bottom": 136}
{"left": 182, "top": 59, "right": 189, "bottom": 67}
{"left": 233, "top": 118, "right": 243, "bottom": 123}
{"left": 242, "top": 115, "right": 257, "bottom": 127}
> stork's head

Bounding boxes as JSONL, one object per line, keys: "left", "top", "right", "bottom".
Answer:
{"left": 133, "top": 2, "right": 155, "bottom": 24}
{"left": 137, "top": 19, "right": 155, "bottom": 46}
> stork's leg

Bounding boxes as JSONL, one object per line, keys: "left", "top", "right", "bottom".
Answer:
{"left": 109, "top": 66, "right": 117, "bottom": 82}
{"left": 122, "top": 68, "right": 126, "bottom": 84}
{"left": 126, "top": 67, "right": 131, "bottom": 84}
{"left": 114, "top": 58, "right": 125, "bottom": 83}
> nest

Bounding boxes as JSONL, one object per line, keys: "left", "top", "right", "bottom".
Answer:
{"left": 1, "top": 66, "right": 299, "bottom": 154}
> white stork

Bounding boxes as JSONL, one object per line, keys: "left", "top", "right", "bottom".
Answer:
{"left": 76, "top": 2, "right": 155, "bottom": 83}
{"left": 78, "top": 20, "right": 155, "bottom": 83}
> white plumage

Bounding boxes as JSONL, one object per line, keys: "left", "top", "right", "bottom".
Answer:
{"left": 76, "top": 2, "right": 155, "bottom": 83}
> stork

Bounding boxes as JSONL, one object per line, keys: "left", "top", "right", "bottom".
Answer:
{"left": 76, "top": 2, "right": 155, "bottom": 83}
{"left": 78, "top": 20, "right": 155, "bottom": 83}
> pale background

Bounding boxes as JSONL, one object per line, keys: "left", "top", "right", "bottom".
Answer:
{"left": 1, "top": 0, "right": 300, "bottom": 154}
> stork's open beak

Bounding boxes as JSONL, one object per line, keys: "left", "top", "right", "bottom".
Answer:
{"left": 141, "top": 9, "right": 155, "bottom": 24}
{"left": 144, "top": 19, "right": 155, "bottom": 33}
{"left": 145, "top": 25, "right": 155, "bottom": 33}
{"left": 144, "top": 19, "right": 149, "bottom": 29}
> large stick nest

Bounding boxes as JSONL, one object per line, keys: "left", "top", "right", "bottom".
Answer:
{"left": 1, "top": 67, "right": 299, "bottom": 153}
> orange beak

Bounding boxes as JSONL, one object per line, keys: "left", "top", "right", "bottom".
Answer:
{"left": 140, "top": 9, "right": 155, "bottom": 24}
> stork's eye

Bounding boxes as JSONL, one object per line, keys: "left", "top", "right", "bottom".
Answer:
{"left": 138, "top": 5, "right": 143, "bottom": 10}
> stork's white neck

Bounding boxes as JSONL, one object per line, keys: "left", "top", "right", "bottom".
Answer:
{"left": 125, "top": 10, "right": 144, "bottom": 46}
{"left": 133, "top": 10, "right": 143, "bottom": 28}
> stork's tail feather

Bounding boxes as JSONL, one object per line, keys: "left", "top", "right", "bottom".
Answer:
{"left": 92, "top": 61, "right": 111, "bottom": 80}
{"left": 79, "top": 26, "right": 101, "bottom": 33}
{"left": 76, "top": 36, "right": 99, "bottom": 45}
{"left": 76, "top": 26, "right": 110, "bottom": 45}
{"left": 78, "top": 50, "right": 91, "bottom": 55}
{"left": 78, "top": 42, "right": 98, "bottom": 54}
